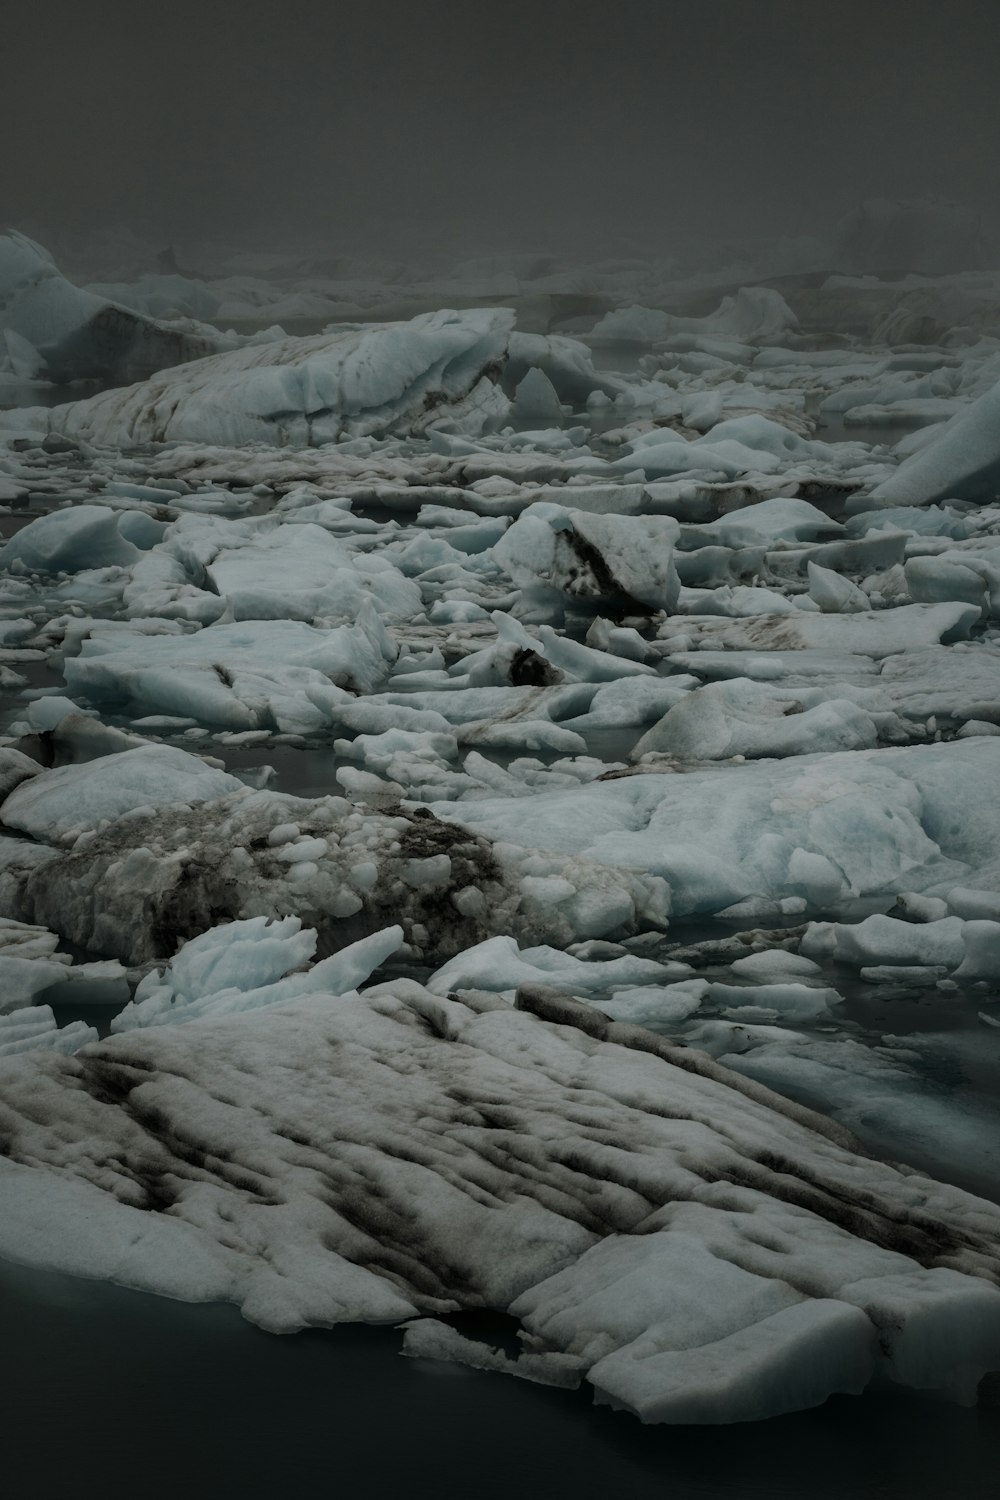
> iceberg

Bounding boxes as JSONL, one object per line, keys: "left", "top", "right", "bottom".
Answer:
{"left": 0, "top": 231, "right": 227, "bottom": 382}
{"left": 871, "top": 379, "right": 1000, "bottom": 506}
{"left": 14, "top": 308, "right": 514, "bottom": 448}
{"left": 829, "top": 198, "right": 992, "bottom": 276}
{"left": 588, "top": 287, "right": 798, "bottom": 347}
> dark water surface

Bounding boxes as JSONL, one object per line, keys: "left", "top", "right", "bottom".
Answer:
{"left": 3, "top": 1259, "right": 998, "bottom": 1500}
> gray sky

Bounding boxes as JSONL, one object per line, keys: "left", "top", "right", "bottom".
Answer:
{"left": 4, "top": 0, "right": 999, "bottom": 259}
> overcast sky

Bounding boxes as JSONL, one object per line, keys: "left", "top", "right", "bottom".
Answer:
{"left": 4, "top": 0, "right": 999, "bottom": 258}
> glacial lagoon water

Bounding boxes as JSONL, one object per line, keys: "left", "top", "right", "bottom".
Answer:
{"left": 3, "top": 1258, "right": 998, "bottom": 1500}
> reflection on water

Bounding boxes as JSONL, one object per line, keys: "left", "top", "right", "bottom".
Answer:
{"left": 2, "top": 1259, "right": 996, "bottom": 1500}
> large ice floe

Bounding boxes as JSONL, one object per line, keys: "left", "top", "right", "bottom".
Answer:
{"left": 5, "top": 307, "right": 514, "bottom": 448}
{"left": 1, "top": 232, "right": 1000, "bottom": 1426}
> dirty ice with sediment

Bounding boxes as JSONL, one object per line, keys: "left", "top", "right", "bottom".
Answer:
{"left": 2, "top": 203, "right": 1000, "bottom": 1425}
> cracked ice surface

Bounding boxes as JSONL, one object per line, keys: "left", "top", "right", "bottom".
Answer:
{"left": 2, "top": 957, "right": 1000, "bottom": 1424}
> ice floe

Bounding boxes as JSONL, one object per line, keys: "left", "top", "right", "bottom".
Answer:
{"left": 1, "top": 973, "right": 999, "bottom": 1423}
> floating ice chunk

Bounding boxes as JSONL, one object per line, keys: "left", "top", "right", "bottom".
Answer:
{"left": 953, "top": 921, "right": 1000, "bottom": 981}
{"left": 807, "top": 561, "right": 872, "bottom": 613}
{"left": 1, "top": 505, "right": 140, "bottom": 574}
{"left": 0, "top": 1004, "right": 97, "bottom": 1057}
{"left": 634, "top": 679, "right": 878, "bottom": 761}
{"left": 588, "top": 1296, "right": 874, "bottom": 1425}
{"left": 510, "top": 366, "right": 564, "bottom": 426}
{"left": 709, "top": 981, "right": 841, "bottom": 1022}
{"left": 340, "top": 728, "right": 458, "bottom": 774}
{"left": 0, "top": 617, "right": 35, "bottom": 647}
{"left": 64, "top": 609, "right": 397, "bottom": 730}
{"left": 505, "top": 332, "right": 627, "bottom": 403}
{"left": 3, "top": 327, "right": 45, "bottom": 379}
{"left": 564, "top": 675, "right": 697, "bottom": 732}
{"left": 693, "top": 497, "right": 842, "bottom": 548}
{"left": 84, "top": 273, "right": 222, "bottom": 323}
{"left": 492, "top": 503, "right": 679, "bottom": 612}
{"left": 839, "top": 1268, "right": 1000, "bottom": 1403}
{"left": 861, "top": 964, "right": 949, "bottom": 985}
{"left": 0, "top": 917, "right": 63, "bottom": 961}
{"left": 656, "top": 601, "right": 979, "bottom": 658}
{"left": 846, "top": 504, "right": 974, "bottom": 540}
{"left": 427, "top": 934, "right": 672, "bottom": 999}
{"left": 587, "top": 305, "right": 677, "bottom": 344}
{"left": 596, "top": 979, "right": 708, "bottom": 1027}
{"left": 589, "top": 287, "right": 798, "bottom": 347}
{"left": 729, "top": 949, "right": 823, "bottom": 983}
{"left": 0, "top": 748, "right": 41, "bottom": 804}
{"left": 150, "top": 914, "right": 316, "bottom": 997}
{"left": 801, "top": 914, "right": 968, "bottom": 970}
{"left": 432, "top": 739, "right": 1000, "bottom": 917}
{"left": 0, "top": 954, "right": 74, "bottom": 1014}
{"left": 871, "top": 378, "right": 1000, "bottom": 507}
{"left": 1, "top": 980, "right": 999, "bottom": 1417}
{"left": 678, "top": 584, "right": 802, "bottom": 617}
{"left": 0, "top": 745, "right": 242, "bottom": 843}
{"left": 890, "top": 891, "right": 950, "bottom": 923}
{"left": 113, "top": 917, "right": 405, "bottom": 1030}
{"left": 904, "top": 554, "right": 992, "bottom": 611}
{"left": 487, "top": 614, "right": 655, "bottom": 688}
{"left": 947, "top": 888, "right": 1000, "bottom": 922}
{"left": 620, "top": 435, "right": 782, "bottom": 481}
{"left": 206, "top": 524, "right": 421, "bottom": 625}
{"left": 401, "top": 1318, "right": 581, "bottom": 1388}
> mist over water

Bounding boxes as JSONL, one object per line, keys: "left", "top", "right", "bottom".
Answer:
{"left": 5, "top": 0, "right": 1000, "bottom": 264}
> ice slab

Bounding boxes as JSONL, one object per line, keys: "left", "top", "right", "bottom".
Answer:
{"left": 63, "top": 610, "right": 397, "bottom": 731}
{"left": 1, "top": 983, "right": 998, "bottom": 1422}
{"left": 431, "top": 738, "right": 1000, "bottom": 916}
{"left": 1, "top": 744, "right": 242, "bottom": 843}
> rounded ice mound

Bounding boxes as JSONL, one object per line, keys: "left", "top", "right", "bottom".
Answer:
{"left": 634, "top": 679, "right": 878, "bottom": 761}
{"left": 0, "top": 505, "right": 141, "bottom": 574}
{"left": 0, "top": 745, "right": 242, "bottom": 843}
{"left": 696, "top": 496, "right": 843, "bottom": 547}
